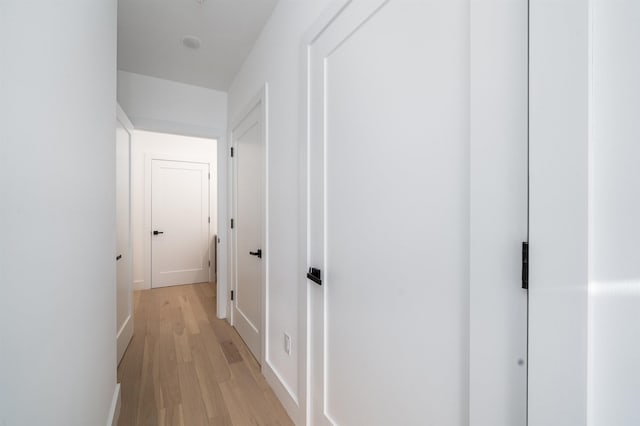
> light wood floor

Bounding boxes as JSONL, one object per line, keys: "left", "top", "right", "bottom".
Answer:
{"left": 117, "top": 282, "right": 293, "bottom": 426}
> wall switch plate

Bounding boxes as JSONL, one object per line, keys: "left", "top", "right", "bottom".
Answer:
{"left": 284, "top": 333, "right": 291, "bottom": 355}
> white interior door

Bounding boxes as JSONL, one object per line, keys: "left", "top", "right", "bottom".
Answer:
{"left": 116, "top": 119, "right": 133, "bottom": 363}
{"left": 151, "top": 160, "right": 210, "bottom": 288}
{"left": 307, "top": 1, "right": 527, "bottom": 425}
{"left": 231, "top": 104, "right": 264, "bottom": 361}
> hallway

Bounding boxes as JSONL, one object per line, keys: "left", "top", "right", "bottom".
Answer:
{"left": 117, "top": 283, "right": 292, "bottom": 426}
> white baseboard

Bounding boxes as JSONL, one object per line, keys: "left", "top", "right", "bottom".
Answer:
{"left": 107, "top": 383, "right": 121, "bottom": 426}
{"left": 133, "top": 280, "right": 146, "bottom": 291}
{"left": 263, "top": 361, "right": 302, "bottom": 425}
{"left": 116, "top": 314, "right": 133, "bottom": 364}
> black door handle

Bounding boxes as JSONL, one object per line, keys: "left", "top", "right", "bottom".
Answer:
{"left": 307, "top": 267, "right": 322, "bottom": 286}
{"left": 249, "top": 249, "right": 262, "bottom": 259}
{"left": 153, "top": 230, "right": 164, "bottom": 235}
{"left": 116, "top": 254, "right": 122, "bottom": 261}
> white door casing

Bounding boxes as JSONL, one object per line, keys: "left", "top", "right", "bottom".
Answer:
{"left": 151, "top": 160, "right": 210, "bottom": 288}
{"left": 230, "top": 91, "right": 267, "bottom": 363}
{"left": 306, "top": 1, "right": 527, "bottom": 425}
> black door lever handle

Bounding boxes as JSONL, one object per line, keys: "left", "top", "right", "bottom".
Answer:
{"left": 249, "top": 249, "right": 262, "bottom": 259}
{"left": 153, "top": 230, "right": 164, "bottom": 235}
{"left": 307, "top": 267, "right": 322, "bottom": 286}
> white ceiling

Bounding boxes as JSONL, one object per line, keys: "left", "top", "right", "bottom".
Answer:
{"left": 117, "top": 0, "right": 278, "bottom": 90}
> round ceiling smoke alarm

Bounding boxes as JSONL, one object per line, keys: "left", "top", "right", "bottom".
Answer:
{"left": 182, "top": 36, "right": 202, "bottom": 50}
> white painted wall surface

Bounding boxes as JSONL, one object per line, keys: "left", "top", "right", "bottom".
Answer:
{"left": 0, "top": 1, "right": 119, "bottom": 425}
{"left": 117, "top": 70, "right": 227, "bottom": 139}
{"left": 529, "top": 1, "right": 589, "bottom": 425}
{"left": 226, "top": 1, "right": 332, "bottom": 420}
{"left": 589, "top": 2, "right": 640, "bottom": 425}
{"left": 131, "top": 130, "right": 217, "bottom": 290}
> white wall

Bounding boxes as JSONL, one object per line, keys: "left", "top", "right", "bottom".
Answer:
{"left": 117, "top": 70, "right": 227, "bottom": 139}
{"left": 0, "top": 2, "right": 119, "bottom": 425}
{"left": 589, "top": 2, "right": 640, "bottom": 425}
{"left": 226, "top": 1, "right": 332, "bottom": 420}
{"left": 131, "top": 130, "right": 217, "bottom": 290}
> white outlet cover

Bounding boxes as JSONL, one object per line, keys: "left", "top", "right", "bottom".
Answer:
{"left": 284, "top": 334, "right": 291, "bottom": 355}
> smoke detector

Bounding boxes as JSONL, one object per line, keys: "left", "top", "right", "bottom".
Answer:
{"left": 181, "top": 36, "right": 202, "bottom": 50}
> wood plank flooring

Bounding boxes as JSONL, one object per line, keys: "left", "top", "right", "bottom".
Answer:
{"left": 117, "top": 283, "right": 293, "bottom": 426}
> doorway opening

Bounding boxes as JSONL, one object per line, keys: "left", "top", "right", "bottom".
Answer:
{"left": 133, "top": 131, "right": 218, "bottom": 291}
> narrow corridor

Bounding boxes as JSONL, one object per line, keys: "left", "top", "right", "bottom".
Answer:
{"left": 117, "top": 283, "right": 292, "bottom": 426}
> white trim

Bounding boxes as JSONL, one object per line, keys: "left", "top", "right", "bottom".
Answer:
{"left": 227, "top": 84, "right": 269, "bottom": 367}
{"left": 144, "top": 154, "right": 213, "bottom": 290}
{"left": 132, "top": 280, "right": 145, "bottom": 291}
{"left": 117, "top": 104, "right": 134, "bottom": 132}
{"left": 129, "top": 117, "right": 224, "bottom": 140}
{"left": 214, "top": 127, "right": 229, "bottom": 319}
{"left": 116, "top": 314, "right": 133, "bottom": 365}
{"left": 106, "top": 383, "right": 121, "bottom": 426}
{"left": 223, "top": 119, "right": 234, "bottom": 321}
{"left": 228, "top": 124, "right": 235, "bottom": 324}
{"left": 264, "top": 362, "right": 302, "bottom": 425}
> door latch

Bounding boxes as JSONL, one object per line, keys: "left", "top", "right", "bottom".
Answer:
{"left": 249, "top": 249, "right": 262, "bottom": 259}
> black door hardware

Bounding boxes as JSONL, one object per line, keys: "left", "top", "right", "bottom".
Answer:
{"left": 249, "top": 249, "right": 262, "bottom": 259}
{"left": 522, "top": 242, "right": 529, "bottom": 290}
{"left": 307, "top": 267, "right": 322, "bottom": 286}
{"left": 116, "top": 254, "right": 122, "bottom": 261}
{"left": 153, "top": 230, "right": 164, "bottom": 235}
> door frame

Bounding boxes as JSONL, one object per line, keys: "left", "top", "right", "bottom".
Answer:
{"left": 144, "top": 154, "right": 213, "bottom": 289}
{"left": 228, "top": 84, "right": 269, "bottom": 366}
{"left": 116, "top": 104, "right": 134, "bottom": 365}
